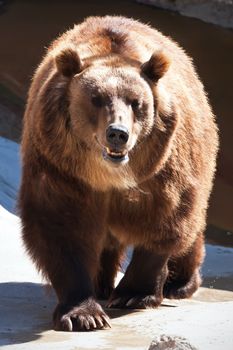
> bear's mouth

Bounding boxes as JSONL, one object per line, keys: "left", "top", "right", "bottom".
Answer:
{"left": 103, "top": 147, "right": 129, "bottom": 165}
{"left": 95, "top": 136, "right": 129, "bottom": 165}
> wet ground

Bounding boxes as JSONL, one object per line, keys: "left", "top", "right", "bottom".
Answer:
{"left": 204, "top": 227, "right": 233, "bottom": 291}
{"left": 0, "top": 0, "right": 232, "bottom": 294}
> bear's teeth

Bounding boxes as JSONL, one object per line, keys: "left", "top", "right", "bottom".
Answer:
{"left": 110, "top": 151, "right": 121, "bottom": 156}
{"left": 106, "top": 148, "right": 127, "bottom": 157}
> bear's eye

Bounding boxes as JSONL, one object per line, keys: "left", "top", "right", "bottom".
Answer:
{"left": 91, "top": 95, "right": 104, "bottom": 108}
{"left": 131, "top": 99, "right": 140, "bottom": 109}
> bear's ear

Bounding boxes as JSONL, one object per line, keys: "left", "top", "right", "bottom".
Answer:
{"left": 141, "top": 51, "right": 170, "bottom": 82}
{"left": 55, "top": 47, "right": 83, "bottom": 77}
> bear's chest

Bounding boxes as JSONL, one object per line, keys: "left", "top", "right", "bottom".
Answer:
{"left": 108, "top": 188, "right": 157, "bottom": 243}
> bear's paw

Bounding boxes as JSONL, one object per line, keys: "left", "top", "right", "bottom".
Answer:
{"left": 107, "top": 294, "right": 163, "bottom": 309}
{"left": 53, "top": 298, "right": 111, "bottom": 331}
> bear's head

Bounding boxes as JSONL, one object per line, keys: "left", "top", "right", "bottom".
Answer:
{"left": 50, "top": 46, "right": 174, "bottom": 189}
{"left": 56, "top": 47, "right": 169, "bottom": 157}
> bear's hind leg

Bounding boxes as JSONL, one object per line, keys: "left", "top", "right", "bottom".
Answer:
{"left": 163, "top": 233, "right": 204, "bottom": 299}
{"left": 95, "top": 234, "right": 125, "bottom": 300}
{"left": 107, "top": 247, "right": 168, "bottom": 309}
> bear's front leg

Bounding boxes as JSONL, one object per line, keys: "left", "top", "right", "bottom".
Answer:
{"left": 20, "top": 181, "right": 110, "bottom": 331}
{"left": 50, "top": 246, "right": 111, "bottom": 331}
{"left": 107, "top": 247, "right": 168, "bottom": 309}
{"left": 31, "top": 220, "right": 110, "bottom": 331}
{"left": 32, "top": 222, "right": 110, "bottom": 331}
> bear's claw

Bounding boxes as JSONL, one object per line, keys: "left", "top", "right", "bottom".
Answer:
{"left": 53, "top": 298, "right": 111, "bottom": 331}
{"left": 107, "top": 294, "right": 162, "bottom": 309}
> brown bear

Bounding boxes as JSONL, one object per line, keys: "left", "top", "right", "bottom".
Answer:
{"left": 19, "top": 16, "right": 218, "bottom": 332}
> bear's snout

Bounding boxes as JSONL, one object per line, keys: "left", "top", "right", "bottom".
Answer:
{"left": 106, "top": 124, "right": 129, "bottom": 147}
{"left": 101, "top": 124, "right": 130, "bottom": 165}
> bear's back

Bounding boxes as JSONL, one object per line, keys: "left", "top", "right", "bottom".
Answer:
{"left": 51, "top": 16, "right": 186, "bottom": 65}
{"left": 46, "top": 16, "right": 204, "bottom": 116}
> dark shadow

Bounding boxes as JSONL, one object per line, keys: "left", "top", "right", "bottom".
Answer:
{"left": 99, "top": 299, "right": 140, "bottom": 320}
{"left": 0, "top": 282, "right": 56, "bottom": 346}
{"left": 206, "top": 225, "right": 233, "bottom": 248}
{"left": 0, "top": 282, "right": 175, "bottom": 343}
{"left": 202, "top": 277, "right": 233, "bottom": 292}
{"left": 0, "top": 1, "right": 6, "bottom": 16}
{"left": 100, "top": 299, "right": 177, "bottom": 321}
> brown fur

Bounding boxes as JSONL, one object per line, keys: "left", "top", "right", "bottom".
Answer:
{"left": 19, "top": 16, "right": 218, "bottom": 331}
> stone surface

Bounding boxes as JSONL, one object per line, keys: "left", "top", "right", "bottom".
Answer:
{"left": 137, "top": 0, "right": 233, "bottom": 29}
{"left": 0, "top": 206, "right": 233, "bottom": 350}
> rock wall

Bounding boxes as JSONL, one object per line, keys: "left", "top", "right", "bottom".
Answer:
{"left": 137, "top": 0, "right": 233, "bottom": 28}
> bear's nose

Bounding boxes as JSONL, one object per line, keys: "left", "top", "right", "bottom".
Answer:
{"left": 106, "top": 124, "right": 129, "bottom": 147}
